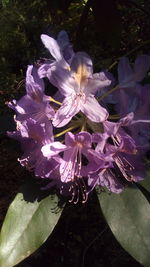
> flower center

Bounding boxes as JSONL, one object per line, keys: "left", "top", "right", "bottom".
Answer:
{"left": 74, "top": 64, "right": 88, "bottom": 87}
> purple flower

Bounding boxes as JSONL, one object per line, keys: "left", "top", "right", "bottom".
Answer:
{"left": 59, "top": 131, "right": 104, "bottom": 182}
{"left": 57, "top": 30, "right": 74, "bottom": 62}
{"left": 49, "top": 52, "right": 111, "bottom": 127}
{"left": 114, "top": 55, "right": 150, "bottom": 116}
{"left": 8, "top": 65, "right": 55, "bottom": 124}
{"left": 118, "top": 55, "right": 150, "bottom": 88}
{"left": 126, "top": 90, "right": 150, "bottom": 152}
{"left": 8, "top": 119, "right": 60, "bottom": 179}
{"left": 88, "top": 114, "right": 146, "bottom": 193}
{"left": 42, "top": 131, "right": 107, "bottom": 203}
{"left": 38, "top": 31, "right": 74, "bottom": 79}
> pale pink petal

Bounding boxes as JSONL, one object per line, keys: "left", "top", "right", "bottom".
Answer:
{"left": 41, "top": 34, "right": 62, "bottom": 61}
{"left": 81, "top": 95, "right": 108, "bottom": 122}
{"left": 53, "top": 95, "right": 81, "bottom": 127}
{"left": 65, "top": 132, "right": 76, "bottom": 146}
{"left": 86, "top": 72, "right": 111, "bottom": 94}
{"left": 60, "top": 147, "right": 78, "bottom": 183}
{"left": 41, "top": 142, "right": 67, "bottom": 157}
{"left": 50, "top": 65, "right": 76, "bottom": 96}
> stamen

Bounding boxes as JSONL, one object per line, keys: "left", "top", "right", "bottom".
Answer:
{"left": 111, "top": 135, "right": 121, "bottom": 147}
{"left": 68, "top": 182, "right": 80, "bottom": 204}
{"left": 115, "top": 156, "right": 134, "bottom": 181}
{"left": 73, "top": 182, "right": 80, "bottom": 204}
{"left": 78, "top": 178, "right": 88, "bottom": 203}
{"left": 68, "top": 179, "right": 88, "bottom": 204}
{"left": 50, "top": 97, "right": 62, "bottom": 106}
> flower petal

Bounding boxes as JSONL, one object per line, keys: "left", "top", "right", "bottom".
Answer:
{"left": 57, "top": 30, "right": 70, "bottom": 48}
{"left": 26, "top": 65, "right": 44, "bottom": 100}
{"left": 41, "top": 34, "right": 62, "bottom": 61}
{"left": 50, "top": 65, "right": 76, "bottom": 96}
{"left": 57, "top": 30, "right": 74, "bottom": 62}
{"left": 53, "top": 95, "right": 81, "bottom": 127}
{"left": 134, "top": 55, "right": 150, "bottom": 82}
{"left": 81, "top": 95, "right": 108, "bottom": 122}
{"left": 118, "top": 57, "right": 134, "bottom": 88}
{"left": 38, "top": 63, "right": 53, "bottom": 79}
{"left": 86, "top": 72, "right": 111, "bottom": 95}
{"left": 71, "top": 52, "right": 93, "bottom": 77}
{"left": 59, "top": 149, "right": 76, "bottom": 183}
{"left": 41, "top": 142, "right": 67, "bottom": 158}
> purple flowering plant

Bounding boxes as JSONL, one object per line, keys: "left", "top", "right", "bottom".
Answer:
{"left": 1, "top": 30, "right": 150, "bottom": 267}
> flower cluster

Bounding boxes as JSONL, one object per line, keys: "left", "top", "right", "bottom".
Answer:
{"left": 8, "top": 31, "right": 150, "bottom": 203}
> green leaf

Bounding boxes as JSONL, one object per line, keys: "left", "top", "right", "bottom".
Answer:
{"left": 139, "top": 170, "right": 150, "bottom": 192}
{"left": 2, "top": 0, "right": 10, "bottom": 7}
{"left": 0, "top": 181, "right": 64, "bottom": 267}
{"left": 98, "top": 185, "right": 150, "bottom": 266}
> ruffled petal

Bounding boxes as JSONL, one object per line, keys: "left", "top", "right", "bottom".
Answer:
{"left": 98, "top": 169, "right": 124, "bottom": 193}
{"left": 38, "top": 63, "right": 52, "bottom": 79}
{"left": 8, "top": 94, "right": 55, "bottom": 123}
{"left": 86, "top": 72, "right": 111, "bottom": 95}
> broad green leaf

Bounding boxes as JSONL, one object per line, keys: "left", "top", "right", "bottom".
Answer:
{"left": 140, "top": 170, "right": 150, "bottom": 192}
{"left": 0, "top": 181, "right": 64, "bottom": 267}
{"left": 136, "top": 171, "right": 150, "bottom": 204}
{"left": 98, "top": 185, "right": 150, "bottom": 266}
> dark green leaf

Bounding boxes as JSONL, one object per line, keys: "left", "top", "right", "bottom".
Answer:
{"left": 2, "top": 0, "right": 10, "bottom": 7}
{"left": 98, "top": 185, "right": 150, "bottom": 266}
{"left": 139, "top": 170, "right": 150, "bottom": 192}
{"left": 0, "top": 182, "right": 63, "bottom": 267}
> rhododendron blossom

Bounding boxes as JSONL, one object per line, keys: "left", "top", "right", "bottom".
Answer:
{"left": 8, "top": 30, "right": 150, "bottom": 203}
{"left": 8, "top": 65, "right": 55, "bottom": 123}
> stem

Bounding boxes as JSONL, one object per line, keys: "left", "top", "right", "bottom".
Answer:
{"left": 109, "top": 114, "right": 120, "bottom": 120}
{"left": 81, "top": 122, "right": 86, "bottom": 131}
{"left": 98, "top": 85, "right": 118, "bottom": 101}
{"left": 81, "top": 226, "right": 108, "bottom": 267}
{"left": 54, "top": 124, "right": 80, "bottom": 138}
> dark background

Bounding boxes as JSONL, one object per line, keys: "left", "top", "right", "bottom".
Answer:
{"left": 0, "top": 0, "right": 150, "bottom": 266}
